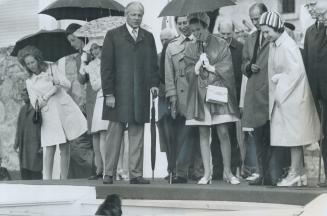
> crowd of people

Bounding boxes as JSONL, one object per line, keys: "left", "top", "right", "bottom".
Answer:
{"left": 11, "top": 0, "right": 327, "bottom": 188}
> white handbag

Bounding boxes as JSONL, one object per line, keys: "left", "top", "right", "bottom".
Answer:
{"left": 206, "top": 85, "right": 228, "bottom": 104}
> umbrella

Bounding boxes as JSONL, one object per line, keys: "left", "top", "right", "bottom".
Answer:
{"left": 39, "top": 0, "right": 125, "bottom": 21}
{"left": 74, "top": 16, "right": 151, "bottom": 38}
{"left": 159, "top": 0, "right": 235, "bottom": 17}
{"left": 11, "top": 29, "right": 77, "bottom": 62}
{"left": 151, "top": 92, "right": 157, "bottom": 181}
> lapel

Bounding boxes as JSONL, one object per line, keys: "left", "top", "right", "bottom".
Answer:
{"left": 122, "top": 25, "right": 145, "bottom": 45}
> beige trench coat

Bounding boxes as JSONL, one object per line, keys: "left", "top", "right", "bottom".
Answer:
{"left": 268, "top": 32, "right": 320, "bottom": 147}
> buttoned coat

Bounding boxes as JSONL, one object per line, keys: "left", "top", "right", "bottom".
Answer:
{"left": 26, "top": 65, "right": 87, "bottom": 147}
{"left": 165, "top": 34, "right": 191, "bottom": 117}
{"left": 241, "top": 31, "right": 270, "bottom": 128}
{"left": 303, "top": 22, "right": 327, "bottom": 102}
{"left": 101, "top": 25, "right": 159, "bottom": 123}
{"left": 268, "top": 32, "right": 320, "bottom": 147}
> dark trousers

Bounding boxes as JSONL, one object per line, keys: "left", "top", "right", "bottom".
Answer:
{"left": 158, "top": 115, "right": 203, "bottom": 178}
{"left": 320, "top": 101, "right": 327, "bottom": 178}
{"left": 211, "top": 123, "right": 241, "bottom": 179}
{"left": 175, "top": 122, "right": 202, "bottom": 178}
{"left": 253, "top": 121, "right": 271, "bottom": 181}
{"left": 243, "top": 131, "right": 257, "bottom": 175}
{"left": 20, "top": 168, "right": 42, "bottom": 180}
{"left": 269, "top": 147, "right": 290, "bottom": 184}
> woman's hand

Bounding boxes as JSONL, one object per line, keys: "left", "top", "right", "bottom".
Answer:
{"left": 38, "top": 97, "right": 47, "bottom": 108}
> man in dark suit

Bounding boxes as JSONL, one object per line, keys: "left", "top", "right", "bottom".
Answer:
{"left": 303, "top": 0, "right": 327, "bottom": 187}
{"left": 101, "top": 1, "right": 159, "bottom": 184}
{"left": 242, "top": 3, "right": 271, "bottom": 185}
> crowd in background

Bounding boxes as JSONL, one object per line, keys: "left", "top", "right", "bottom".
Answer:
{"left": 7, "top": 0, "right": 327, "bottom": 188}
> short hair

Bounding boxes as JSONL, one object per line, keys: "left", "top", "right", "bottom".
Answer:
{"left": 174, "top": 16, "right": 188, "bottom": 23}
{"left": 217, "top": 19, "right": 235, "bottom": 32}
{"left": 125, "top": 1, "right": 144, "bottom": 15}
{"left": 160, "top": 28, "right": 175, "bottom": 41}
{"left": 189, "top": 18, "right": 208, "bottom": 28}
{"left": 249, "top": 3, "right": 268, "bottom": 14}
{"left": 17, "top": 45, "right": 48, "bottom": 76}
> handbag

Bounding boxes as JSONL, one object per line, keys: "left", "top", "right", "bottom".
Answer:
{"left": 32, "top": 99, "right": 42, "bottom": 125}
{"left": 206, "top": 85, "right": 228, "bottom": 104}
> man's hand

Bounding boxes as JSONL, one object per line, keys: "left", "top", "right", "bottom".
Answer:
{"left": 105, "top": 95, "right": 115, "bottom": 108}
{"left": 170, "top": 96, "right": 177, "bottom": 119}
{"left": 251, "top": 64, "right": 261, "bottom": 73}
{"left": 150, "top": 87, "right": 159, "bottom": 98}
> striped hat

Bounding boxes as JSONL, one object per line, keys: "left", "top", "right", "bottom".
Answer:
{"left": 259, "top": 11, "right": 284, "bottom": 29}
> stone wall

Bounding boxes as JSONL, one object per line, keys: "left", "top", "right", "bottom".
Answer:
{"left": 0, "top": 46, "right": 28, "bottom": 171}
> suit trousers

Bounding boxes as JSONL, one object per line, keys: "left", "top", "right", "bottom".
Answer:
{"left": 175, "top": 118, "right": 202, "bottom": 178}
{"left": 104, "top": 121, "right": 144, "bottom": 179}
{"left": 320, "top": 100, "right": 327, "bottom": 177}
{"left": 253, "top": 121, "right": 271, "bottom": 180}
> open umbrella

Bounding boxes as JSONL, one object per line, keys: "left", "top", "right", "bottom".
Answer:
{"left": 39, "top": 0, "right": 125, "bottom": 21}
{"left": 159, "top": 0, "right": 235, "bottom": 17}
{"left": 11, "top": 29, "right": 77, "bottom": 62}
{"left": 74, "top": 16, "right": 151, "bottom": 38}
{"left": 151, "top": 93, "right": 157, "bottom": 181}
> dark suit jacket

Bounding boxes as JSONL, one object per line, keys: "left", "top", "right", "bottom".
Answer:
{"left": 241, "top": 31, "right": 270, "bottom": 128}
{"left": 230, "top": 38, "right": 243, "bottom": 102}
{"left": 101, "top": 25, "right": 159, "bottom": 123}
{"left": 304, "top": 22, "right": 327, "bottom": 101}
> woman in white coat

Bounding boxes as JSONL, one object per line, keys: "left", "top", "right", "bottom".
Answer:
{"left": 80, "top": 39, "right": 109, "bottom": 180}
{"left": 18, "top": 45, "right": 87, "bottom": 180}
{"left": 259, "top": 12, "right": 321, "bottom": 186}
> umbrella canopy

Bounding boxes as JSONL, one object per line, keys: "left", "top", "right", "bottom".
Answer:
{"left": 159, "top": 0, "right": 235, "bottom": 17}
{"left": 11, "top": 29, "right": 77, "bottom": 62}
{"left": 39, "top": 0, "right": 125, "bottom": 21}
{"left": 74, "top": 16, "right": 151, "bottom": 38}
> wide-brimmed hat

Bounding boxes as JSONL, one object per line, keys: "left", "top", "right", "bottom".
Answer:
{"left": 188, "top": 12, "right": 210, "bottom": 27}
{"left": 259, "top": 11, "right": 284, "bottom": 30}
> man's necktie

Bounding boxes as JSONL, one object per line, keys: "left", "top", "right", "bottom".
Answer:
{"left": 132, "top": 29, "right": 137, "bottom": 41}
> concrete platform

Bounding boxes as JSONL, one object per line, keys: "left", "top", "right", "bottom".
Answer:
{"left": 3, "top": 178, "right": 327, "bottom": 206}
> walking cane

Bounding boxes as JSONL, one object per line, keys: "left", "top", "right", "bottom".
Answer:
{"left": 318, "top": 101, "right": 324, "bottom": 186}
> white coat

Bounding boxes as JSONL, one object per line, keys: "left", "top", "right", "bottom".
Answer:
{"left": 268, "top": 32, "right": 320, "bottom": 147}
{"left": 26, "top": 64, "right": 87, "bottom": 147}
{"left": 80, "top": 58, "right": 109, "bottom": 133}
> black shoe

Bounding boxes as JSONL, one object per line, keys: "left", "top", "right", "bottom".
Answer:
{"left": 164, "top": 173, "right": 175, "bottom": 180}
{"left": 249, "top": 176, "right": 264, "bottom": 186}
{"left": 103, "top": 175, "right": 113, "bottom": 184}
{"left": 318, "top": 182, "right": 327, "bottom": 187}
{"left": 171, "top": 176, "right": 187, "bottom": 184}
{"left": 130, "top": 176, "right": 150, "bottom": 184}
{"left": 190, "top": 175, "right": 202, "bottom": 182}
{"left": 88, "top": 173, "right": 103, "bottom": 180}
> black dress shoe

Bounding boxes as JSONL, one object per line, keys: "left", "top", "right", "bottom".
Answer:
{"left": 318, "top": 182, "right": 327, "bottom": 187}
{"left": 130, "top": 176, "right": 150, "bottom": 184}
{"left": 190, "top": 175, "right": 202, "bottom": 182}
{"left": 88, "top": 173, "right": 103, "bottom": 180}
{"left": 249, "top": 176, "right": 264, "bottom": 186}
{"left": 103, "top": 175, "right": 113, "bottom": 184}
{"left": 171, "top": 176, "right": 187, "bottom": 184}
